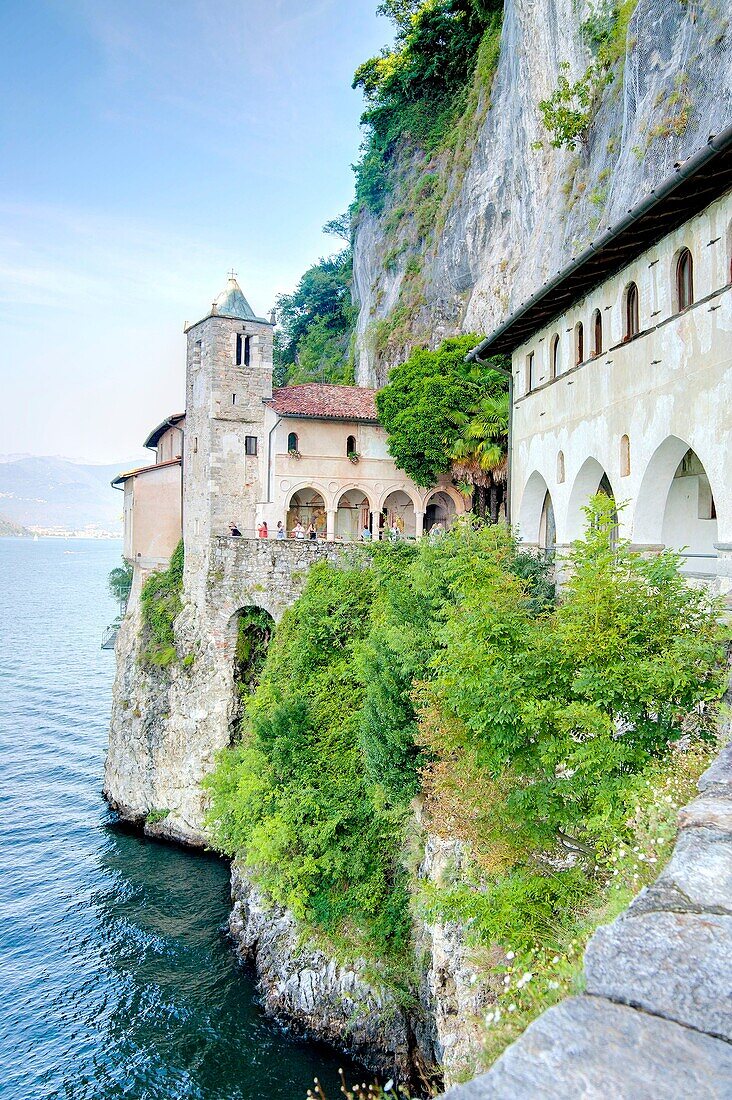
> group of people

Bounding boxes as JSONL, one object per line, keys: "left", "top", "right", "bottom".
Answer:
{"left": 228, "top": 519, "right": 447, "bottom": 541}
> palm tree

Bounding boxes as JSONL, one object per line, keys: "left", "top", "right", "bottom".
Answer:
{"left": 450, "top": 391, "right": 509, "bottom": 523}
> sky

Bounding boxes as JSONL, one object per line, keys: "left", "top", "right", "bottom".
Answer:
{"left": 0, "top": 0, "right": 391, "bottom": 464}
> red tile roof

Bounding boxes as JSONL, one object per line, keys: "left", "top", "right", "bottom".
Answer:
{"left": 267, "top": 384, "right": 378, "bottom": 422}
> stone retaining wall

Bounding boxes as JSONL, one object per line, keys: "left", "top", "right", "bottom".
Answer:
{"left": 443, "top": 734, "right": 732, "bottom": 1099}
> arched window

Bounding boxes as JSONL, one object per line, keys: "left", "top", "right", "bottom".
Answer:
{"left": 675, "top": 248, "right": 694, "bottom": 311}
{"left": 550, "top": 334, "right": 560, "bottom": 378}
{"left": 592, "top": 309, "right": 603, "bottom": 356}
{"left": 624, "top": 282, "right": 639, "bottom": 340}
{"left": 556, "top": 450, "right": 565, "bottom": 484}
{"left": 575, "top": 321, "right": 584, "bottom": 365}
{"left": 346, "top": 435, "right": 357, "bottom": 457}
{"left": 620, "top": 434, "right": 630, "bottom": 477}
{"left": 287, "top": 432, "right": 299, "bottom": 453}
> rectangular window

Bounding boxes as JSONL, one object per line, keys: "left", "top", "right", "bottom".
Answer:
{"left": 193, "top": 436, "right": 198, "bottom": 454}
{"left": 232, "top": 393, "right": 236, "bottom": 405}
{"left": 235, "top": 334, "right": 243, "bottom": 366}
{"left": 525, "top": 352, "right": 534, "bottom": 393}
{"left": 244, "top": 335, "right": 251, "bottom": 366}
{"left": 245, "top": 435, "right": 257, "bottom": 456}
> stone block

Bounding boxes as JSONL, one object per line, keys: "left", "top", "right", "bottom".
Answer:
{"left": 697, "top": 739, "right": 732, "bottom": 794}
{"left": 440, "top": 995, "right": 732, "bottom": 1099}
{"left": 585, "top": 910, "right": 732, "bottom": 1040}
{"left": 678, "top": 792, "right": 732, "bottom": 832}
{"left": 639, "top": 824, "right": 732, "bottom": 915}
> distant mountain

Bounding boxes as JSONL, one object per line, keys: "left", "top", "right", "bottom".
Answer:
{"left": 0, "top": 514, "right": 32, "bottom": 537}
{"left": 0, "top": 455, "right": 145, "bottom": 535}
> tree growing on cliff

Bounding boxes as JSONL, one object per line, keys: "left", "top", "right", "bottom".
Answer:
{"left": 274, "top": 250, "right": 356, "bottom": 385}
{"left": 375, "top": 335, "right": 509, "bottom": 497}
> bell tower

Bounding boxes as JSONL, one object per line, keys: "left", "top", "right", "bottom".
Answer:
{"left": 182, "top": 273, "right": 274, "bottom": 574}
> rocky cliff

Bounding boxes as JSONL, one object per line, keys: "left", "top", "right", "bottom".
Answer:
{"left": 353, "top": 0, "right": 732, "bottom": 385}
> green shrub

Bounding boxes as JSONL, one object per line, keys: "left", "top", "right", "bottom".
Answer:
{"left": 139, "top": 540, "right": 184, "bottom": 666}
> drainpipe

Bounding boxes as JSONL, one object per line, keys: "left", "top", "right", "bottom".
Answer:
{"left": 464, "top": 353, "right": 513, "bottom": 527}
{"left": 266, "top": 414, "right": 282, "bottom": 504}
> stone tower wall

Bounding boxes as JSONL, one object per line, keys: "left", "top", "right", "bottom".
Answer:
{"left": 182, "top": 313, "right": 274, "bottom": 594}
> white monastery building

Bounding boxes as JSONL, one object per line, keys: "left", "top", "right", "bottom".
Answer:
{"left": 469, "top": 126, "right": 732, "bottom": 599}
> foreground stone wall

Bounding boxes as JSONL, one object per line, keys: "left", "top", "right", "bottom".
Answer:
{"left": 443, "top": 732, "right": 732, "bottom": 1099}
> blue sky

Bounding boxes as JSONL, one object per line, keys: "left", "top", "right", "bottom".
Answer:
{"left": 0, "top": 0, "right": 390, "bottom": 463}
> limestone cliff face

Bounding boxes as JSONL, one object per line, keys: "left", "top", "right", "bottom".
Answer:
{"left": 353, "top": 0, "right": 732, "bottom": 385}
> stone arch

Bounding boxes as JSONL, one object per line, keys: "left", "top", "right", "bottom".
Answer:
{"left": 335, "top": 486, "right": 373, "bottom": 540}
{"left": 566, "top": 457, "right": 616, "bottom": 542}
{"left": 286, "top": 486, "right": 327, "bottom": 535}
{"left": 227, "top": 605, "right": 276, "bottom": 741}
{"left": 518, "top": 470, "right": 552, "bottom": 545}
{"left": 381, "top": 489, "right": 416, "bottom": 538}
{"left": 424, "top": 488, "right": 459, "bottom": 532}
{"left": 634, "top": 436, "right": 718, "bottom": 573}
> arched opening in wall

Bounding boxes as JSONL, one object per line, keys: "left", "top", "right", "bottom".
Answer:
{"left": 287, "top": 431, "right": 299, "bottom": 454}
{"left": 624, "top": 282, "right": 639, "bottom": 340}
{"left": 662, "top": 448, "right": 718, "bottom": 576}
{"left": 557, "top": 450, "right": 565, "bottom": 484}
{"left": 346, "top": 435, "right": 357, "bottom": 458}
{"left": 592, "top": 309, "right": 603, "bottom": 356}
{"left": 550, "top": 333, "right": 560, "bottom": 378}
{"left": 566, "top": 457, "right": 617, "bottom": 543}
{"left": 425, "top": 490, "right": 456, "bottom": 533}
{"left": 620, "top": 434, "right": 631, "bottom": 477}
{"left": 335, "top": 488, "right": 371, "bottom": 540}
{"left": 517, "top": 470, "right": 551, "bottom": 547}
{"left": 633, "top": 436, "right": 718, "bottom": 579}
{"left": 674, "top": 248, "right": 694, "bottom": 312}
{"left": 381, "top": 490, "right": 416, "bottom": 539}
{"left": 230, "top": 606, "right": 276, "bottom": 740}
{"left": 574, "top": 322, "right": 584, "bottom": 365}
{"left": 539, "top": 490, "right": 556, "bottom": 557}
{"left": 287, "top": 488, "right": 325, "bottom": 536}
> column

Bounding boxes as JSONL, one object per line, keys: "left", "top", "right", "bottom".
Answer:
{"left": 326, "top": 509, "right": 336, "bottom": 541}
{"left": 415, "top": 510, "right": 425, "bottom": 539}
{"left": 370, "top": 511, "right": 381, "bottom": 540}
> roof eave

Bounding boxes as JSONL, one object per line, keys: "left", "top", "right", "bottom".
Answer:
{"left": 467, "top": 124, "right": 732, "bottom": 361}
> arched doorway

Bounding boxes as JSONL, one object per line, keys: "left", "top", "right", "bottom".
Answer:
{"left": 634, "top": 437, "right": 718, "bottom": 576}
{"left": 518, "top": 470, "right": 552, "bottom": 546}
{"left": 566, "top": 457, "right": 616, "bottom": 542}
{"left": 381, "top": 490, "right": 416, "bottom": 539}
{"left": 662, "top": 448, "right": 718, "bottom": 575}
{"left": 230, "top": 606, "right": 275, "bottom": 741}
{"left": 335, "top": 488, "right": 371, "bottom": 541}
{"left": 539, "top": 490, "right": 556, "bottom": 555}
{"left": 425, "top": 491, "right": 456, "bottom": 533}
{"left": 287, "top": 488, "right": 326, "bottom": 535}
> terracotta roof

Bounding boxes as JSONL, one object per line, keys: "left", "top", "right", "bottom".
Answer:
{"left": 112, "top": 457, "right": 181, "bottom": 488}
{"left": 267, "top": 384, "right": 378, "bottom": 422}
{"left": 144, "top": 413, "right": 185, "bottom": 450}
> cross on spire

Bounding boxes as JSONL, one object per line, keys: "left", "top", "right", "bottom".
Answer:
{"left": 227, "top": 268, "right": 237, "bottom": 280}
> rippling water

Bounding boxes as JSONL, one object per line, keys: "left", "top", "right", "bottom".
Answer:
{"left": 0, "top": 539, "right": 357, "bottom": 1100}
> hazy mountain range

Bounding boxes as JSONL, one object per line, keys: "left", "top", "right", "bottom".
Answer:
{"left": 0, "top": 455, "right": 146, "bottom": 535}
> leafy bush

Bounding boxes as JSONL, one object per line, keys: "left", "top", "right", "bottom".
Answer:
{"left": 352, "top": 1, "right": 503, "bottom": 212}
{"left": 108, "top": 559, "right": 133, "bottom": 607}
{"left": 375, "top": 336, "right": 509, "bottom": 487}
{"left": 139, "top": 540, "right": 184, "bottom": 667}
{"left": 418, "top": 496, "right": 725, "bottom": 952}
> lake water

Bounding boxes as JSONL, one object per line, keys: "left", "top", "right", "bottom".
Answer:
{"left": 0, "top": 538, "right": 357, "bottom": 1100}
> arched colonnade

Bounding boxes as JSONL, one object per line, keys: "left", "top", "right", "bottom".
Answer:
{"left": 284, "top": 481, "right": 466, "bottom": 541}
